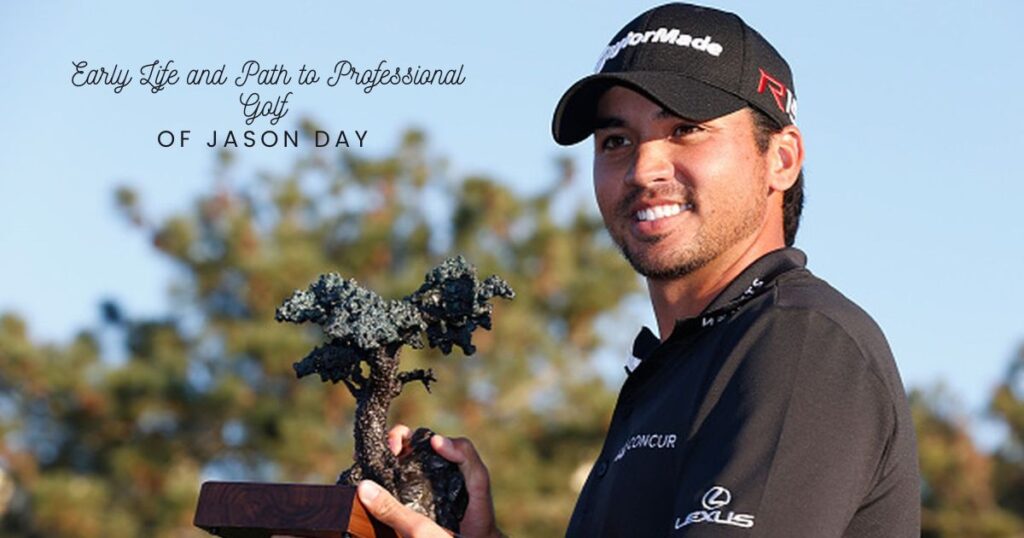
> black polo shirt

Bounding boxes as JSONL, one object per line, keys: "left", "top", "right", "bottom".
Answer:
{"left": 566, "top": 248, "right": 920, "bottom": 537}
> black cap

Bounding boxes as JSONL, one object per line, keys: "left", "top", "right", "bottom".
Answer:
{"left": 552, "top": 3, "right": 797, "bottom": 145}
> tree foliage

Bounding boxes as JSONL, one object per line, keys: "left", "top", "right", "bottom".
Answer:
{"left": 904, "top": 341, "right": 1024, "bottom": 537}
{"left": 4, "top": 124, "right": 1024, "bottom": 536}
{"left": 913, "top": 386, "right": 1023, "bottom": 537}
{"left": 0, "top": 125, "right": 638, "bottom": 536}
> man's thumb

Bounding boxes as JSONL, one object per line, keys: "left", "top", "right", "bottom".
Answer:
{"left": 357, "top": 480, "right": 398, "bottom": 521}
{"left": 357, "top": 480, "right": 450, "bottom": 537}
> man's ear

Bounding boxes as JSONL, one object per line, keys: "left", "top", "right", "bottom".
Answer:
{"left": 767, "top": 125, "right": 804, "bottom": 192}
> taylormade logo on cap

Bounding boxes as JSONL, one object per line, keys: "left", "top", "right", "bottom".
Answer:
{"left": 595, "top": 27, "right": 724, "bottom": 72}
{"left": 553, "top": 3, "right": 799, "bottom": 145}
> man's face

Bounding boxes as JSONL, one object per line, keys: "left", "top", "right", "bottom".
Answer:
{"left": 592, "top": 86, "right": 771, "bottom": 280}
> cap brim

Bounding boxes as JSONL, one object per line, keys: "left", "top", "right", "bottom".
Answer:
{"left": 551, "top": 72, "right": 748, "bottom": 146}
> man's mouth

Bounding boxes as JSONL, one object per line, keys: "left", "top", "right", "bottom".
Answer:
{"left": 634, "top": 203, "right": 694, "bottom": 222}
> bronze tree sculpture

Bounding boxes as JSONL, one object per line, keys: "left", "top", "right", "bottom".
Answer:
{"left": 275, "top": 256, "right": 514, "bottom": 531}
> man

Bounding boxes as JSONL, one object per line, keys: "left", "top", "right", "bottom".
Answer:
{"left": 357, "top": 3, "right": 920, "bottom": 536}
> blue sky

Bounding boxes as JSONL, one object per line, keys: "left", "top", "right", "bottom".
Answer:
{"left": 2, "top": 1, "right": 1022, "bottom": 442}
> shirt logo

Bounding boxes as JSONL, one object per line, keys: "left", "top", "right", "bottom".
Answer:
{"left": 700, "top": 278, "right": 764, "bottom": 328}
{"left": 702, "top": 486, "right": 731, "bottom": 509}
{"left": 756, "top": 68, "right": 798, "bottom": 124}
{"left": 675, "top": 485, "right": 755, "bottom": 530}
{"left": 595, "top": 28, "right": 723, "bottom": 71}
{"left": 613, "top": 432, "right": 678, "bottom": 462}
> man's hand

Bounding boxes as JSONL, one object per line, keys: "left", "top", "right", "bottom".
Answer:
{"left": 356, "top": 425, "right": 503, "bottom": 538}
{"left": 357, "top": 480, "right": 453, "bottom": 537}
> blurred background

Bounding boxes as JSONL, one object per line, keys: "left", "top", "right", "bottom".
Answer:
{"left": 2, "top": 1, "right": 1023, "bottom": 536}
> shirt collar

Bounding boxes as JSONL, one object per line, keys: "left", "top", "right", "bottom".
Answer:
{"left": 630, "top": 248, "right": 808, "bottom": 363}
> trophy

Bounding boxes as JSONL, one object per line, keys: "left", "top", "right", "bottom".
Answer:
{"left": 194, "top": 256, "right": 514, "bottom": 537}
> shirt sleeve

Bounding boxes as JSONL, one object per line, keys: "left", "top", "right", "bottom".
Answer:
{"left": 670, "top": 308, "right": 898, "bottom": 536}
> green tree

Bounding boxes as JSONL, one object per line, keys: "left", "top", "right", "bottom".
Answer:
{"left": 0, "top": 124, "right": 639, "bottom": 536}
{"left": 910, "top": 341, "right": 1024, "bottom": 538}
{"left": 990, "top": 344, "right": 1024, "bottom": 524}
{"left": 914, "top": 382, "right": 1024, "bottom": 537}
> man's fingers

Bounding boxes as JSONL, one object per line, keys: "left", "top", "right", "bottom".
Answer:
{"left": 430, "top": 434, "right": 465, "bottom": 463}
{"left": 427, "top": 435, "right": 500, "bottom": 538}
{"left": 357, "top": 480, "right": 450, "bottom": 537}
{"left": 387, "top": 424, "right": 412, "bottom": 456}
{"left": 431, "top": 435, "right": 491, "bottom": 496}
{"left": 432, "top": 435, "right": 485, "bottom": 469}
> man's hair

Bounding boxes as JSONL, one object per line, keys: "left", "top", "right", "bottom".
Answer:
{"left": 750, "top": 107, "right": 804, "bottom": 247}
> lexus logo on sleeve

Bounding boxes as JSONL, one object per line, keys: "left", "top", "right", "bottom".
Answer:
{"left": 702, "top": 486, "right": 731, "bottom": 509}
{"left": 675, "top": 485, "right": 755, "bottom": 530}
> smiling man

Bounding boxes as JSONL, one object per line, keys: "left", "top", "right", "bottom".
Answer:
{"left": 550, "top": 3, "right": 920, "bottom": 536}
{"left": 357, "top": 3, "right": 920, "bottom": 537}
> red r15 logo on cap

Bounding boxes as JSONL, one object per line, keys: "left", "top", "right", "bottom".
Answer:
{"left": 757, "top": 68, "right": 797, "bottom": 124}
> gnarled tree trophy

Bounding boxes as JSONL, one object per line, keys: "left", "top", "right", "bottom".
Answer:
{"left": 194, "top": 257, "right": 514, "bottom": 537}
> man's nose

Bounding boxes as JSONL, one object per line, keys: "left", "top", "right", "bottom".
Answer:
{"left": 628, "top": 140, "right": 674, "bottom": 187}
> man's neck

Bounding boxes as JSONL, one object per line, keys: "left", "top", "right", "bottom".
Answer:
{"left": 647, "top": 237, "right": 785, "bottom": 341}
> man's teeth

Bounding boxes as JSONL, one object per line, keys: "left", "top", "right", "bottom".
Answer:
{"left": 635, "top": 203, "right": 691, "bottom": 222}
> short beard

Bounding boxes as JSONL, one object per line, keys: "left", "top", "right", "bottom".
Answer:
{"left": 610, "top": 186, "right": 766, "bottom": 281}
{"left": 616, "top": 237, "right": 714, "bottom": 280}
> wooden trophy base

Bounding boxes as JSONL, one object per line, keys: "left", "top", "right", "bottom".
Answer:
{"left": 193, "top": 481, "right": 397, "bottom": 538}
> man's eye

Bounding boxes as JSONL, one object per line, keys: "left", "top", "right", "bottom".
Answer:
{"left": 672, "top": 124, "right": 702, "bottom": 137}
{"left": 601, "top": 135, "right": 630, "bottom": 150}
